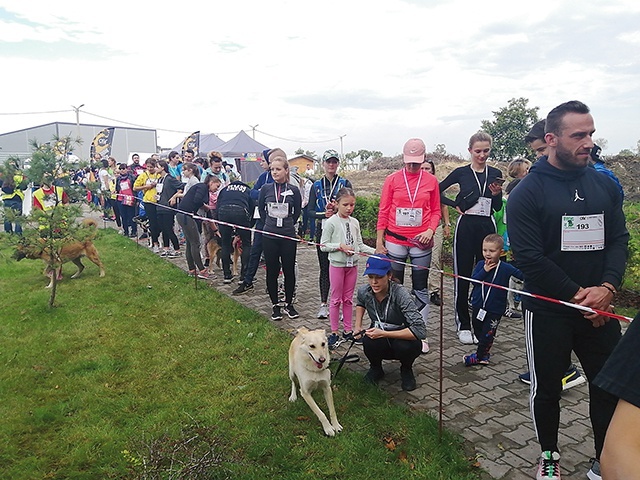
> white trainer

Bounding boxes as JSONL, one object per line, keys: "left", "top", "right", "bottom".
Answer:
{"left": 458, "top": 330, "right": 475, "bottom": 345}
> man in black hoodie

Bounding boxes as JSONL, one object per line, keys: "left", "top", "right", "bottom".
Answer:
{"left": 508, "top": 100, "right": 628, "bottom": 480}
{"left": 216, "top": 179, "right": 255, "bottom": 284}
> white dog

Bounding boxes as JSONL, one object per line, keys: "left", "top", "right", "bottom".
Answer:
{"left": 288, "top": 327, "right": 342, "bottom": 437}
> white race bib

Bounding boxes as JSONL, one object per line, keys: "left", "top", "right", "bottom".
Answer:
{"left": 561, "top": 214, "right": 605, "bottom": 251}
{"left": 267, "top": 202, "right": 288, "bottom": 219}
{"left": 395, "top": 207, "right": 423, "bottom": 227}
{"left": 465, "top": 197, "right": 491, "bottom": 217}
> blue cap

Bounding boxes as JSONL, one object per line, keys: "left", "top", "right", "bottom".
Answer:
{"left": 363, "top": 255, "right": 392, "bottom": 276}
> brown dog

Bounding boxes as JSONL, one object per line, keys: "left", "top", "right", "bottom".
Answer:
{"left": 202, "top": 221, "right": 242, "bottom": 277}
{"left": 14, "top": 218, "right": 106, "bottom": 288}
{"left": 201, "top": 220, "right": 222, "bottom": 275}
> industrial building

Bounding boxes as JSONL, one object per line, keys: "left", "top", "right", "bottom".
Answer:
{"left": 0, "top": 122, "right": 157, "bottom": 164}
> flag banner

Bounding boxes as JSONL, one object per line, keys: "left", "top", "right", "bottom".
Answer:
{"left": 182, "top": 131, "right": 200, "bottom": 157}
{"left": 90, "top": 127, "right": 115, "bottom": 159}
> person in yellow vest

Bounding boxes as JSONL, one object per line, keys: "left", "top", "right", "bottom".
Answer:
{"left": 2, "top": 173, "right": 27, "bottom": 234}
{"left": 133, "top": 158, "right": 162, "bottom": 253}
{"left": 32, "top": 177, "right": 69, "bottom": 211}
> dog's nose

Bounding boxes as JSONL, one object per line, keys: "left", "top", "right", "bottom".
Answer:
{"left": 318, "top": 356, "right": 326, "bottom": 363}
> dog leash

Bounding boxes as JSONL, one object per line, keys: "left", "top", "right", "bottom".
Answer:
{"left": 332, "top": 330, "right": 366, "bottom": 379}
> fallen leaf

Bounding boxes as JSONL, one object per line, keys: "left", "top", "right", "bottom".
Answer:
{"left": 383, "top": 436, "right": 396, "bottom": 451}
{"left": 399, "top": 451, "right": 408, "bottom": 463}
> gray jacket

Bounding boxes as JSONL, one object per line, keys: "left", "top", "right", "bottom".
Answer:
{"left": 356, "top": 282, "right": 426, "bottom": 340}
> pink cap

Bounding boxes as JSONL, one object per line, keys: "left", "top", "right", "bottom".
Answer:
{"left": 403, "top": 138, "right": 426, "bottom": 163}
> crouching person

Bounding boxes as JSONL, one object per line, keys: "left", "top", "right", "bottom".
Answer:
{"left": 354, "top": 254, "right": 426, "bottom": 391}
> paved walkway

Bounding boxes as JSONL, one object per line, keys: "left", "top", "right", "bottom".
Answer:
{"left": 97, "top": 213, "right": 597, "bottom": 480}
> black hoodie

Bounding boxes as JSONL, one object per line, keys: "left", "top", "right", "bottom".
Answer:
{"left": 507, "top": 156, "right": 628, "bottom": 311}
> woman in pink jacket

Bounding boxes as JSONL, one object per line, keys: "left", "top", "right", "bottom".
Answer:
{"left": 375, "top": 138, "right": 441, "bottom": 351}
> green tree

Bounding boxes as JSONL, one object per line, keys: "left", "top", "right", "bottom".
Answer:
{"left": 434, "top": 144, "right": 447, "bottom": 155}
{"left": 481, "top": 97, "right": 540, "bottom": 162}
{"left": 344, "top": 149, "right": 383, "bottom": 169}
{"left": 14, "top": 135, "right": 91, "bottom": 307}
{"left": 294, "top": 148, "right": 317, "bottom": 158}
{"left": 618, "top": 148, "right": 635, "bottom": 157}
{"left": 594, "top": 137, "right": 608, "bottom": 151}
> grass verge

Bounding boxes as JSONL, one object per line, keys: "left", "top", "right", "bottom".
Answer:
{"left": 0, "top": 230, "right": 484, "bottom": 479}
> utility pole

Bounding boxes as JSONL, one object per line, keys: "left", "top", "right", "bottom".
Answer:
{"left": 249, "top": 124, "right": 259, "bottom": 140}
{"left": 339, "top": 134, "right": 346, "bottom": 160}
{"left": 71, "top": 103, "right": 85, "bottom": 142}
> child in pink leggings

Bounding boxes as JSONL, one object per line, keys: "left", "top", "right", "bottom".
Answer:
{"left": 320, "top": 187, "right": 375, "bottom": 349}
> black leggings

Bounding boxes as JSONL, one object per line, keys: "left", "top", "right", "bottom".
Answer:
{"left": 144, "top": 202, "right": 161, "bottom": 245}
{"left": 363, "top": 336, "right": 422, "bottom": 370}
{"left": 157, "top": 214, "right": 179, "bottom": 250}
{"left": 453, "top": 214, "right": 496, "bottom": 331}
{"left": 315, "top": 223, "right": 330, "bottom": 303}
{"left": 263, "top": 236, "right": 297, "bottom": 305}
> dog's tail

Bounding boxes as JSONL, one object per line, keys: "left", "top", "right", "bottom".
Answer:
{"left": 82, "top": 218, "right": 98, "bottom": 229}
{"left": 81, "top": 218, "right": 99, "bottom": 240}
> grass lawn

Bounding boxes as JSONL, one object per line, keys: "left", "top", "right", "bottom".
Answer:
{"left": 0, "top": 230, "right": 483, "bottom": 480}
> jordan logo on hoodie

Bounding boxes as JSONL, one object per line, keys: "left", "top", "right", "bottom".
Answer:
{"left": 573, "top": 189, "right": 584, "bottom": 202}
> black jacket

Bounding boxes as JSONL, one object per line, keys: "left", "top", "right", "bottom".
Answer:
{"left": 507, "top": 156, "right": 628, "bottom": 311}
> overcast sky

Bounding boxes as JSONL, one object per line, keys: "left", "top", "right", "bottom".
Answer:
{"left": 0, "top": 0, "right": 638, "bottom": 159}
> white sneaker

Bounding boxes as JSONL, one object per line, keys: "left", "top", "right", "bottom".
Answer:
{"left": 152, "top": 245, "right": 160, "bottom": 254}
{"left": 317, "top": 303, "right": 329, "bottom": 319}
{"left": 458, "top": 330, "right": 475, "bottom": 345}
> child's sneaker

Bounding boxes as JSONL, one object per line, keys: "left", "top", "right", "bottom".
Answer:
{"left": 271, "top": 305, "right": 283, "bottom": 321}
{"left": 328, "top": 333, "right": 340, "bottom": 350}
{"left": 462, "top": 352, "right": 490, "bottom": 366}
{"left": 283, "top": 304, "right": 299, "bottom": 319}
{"left": 536, "top": 451, "right": 561, "bottom": 480}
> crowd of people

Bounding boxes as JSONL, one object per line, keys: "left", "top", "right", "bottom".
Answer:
{"left": 2, "top": 99, "right": 637, "bottom": 479}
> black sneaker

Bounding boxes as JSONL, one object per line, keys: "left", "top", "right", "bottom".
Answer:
{"left": 430, "top": 291, "right": 442, "bottom": 306}
{"left": 271, "top": 305, "right": 283, "bottom": 321}
{"left": 232, "top": 282, "right": 254, "bottom": 295}
{"left": 328, "top": 333, "right": 340, "bottom": 350}
{"left": 284, "top": 304, "right": 299, "bottom": 319}
{"left": 518, "top": 371, "right": 531, "bottom": 385}
{"left": 400, "top": 367, "right": 417, "bottom": 391}
{"left": 223, "top": 275, "right": 234, "bottom": 284}
{"left": 364, "top": 366, "right": 385, "bottom": 385}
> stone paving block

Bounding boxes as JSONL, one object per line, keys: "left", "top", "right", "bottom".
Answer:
{"left": 468, "top": 418, "right": 515, "bottom": 440}
{"left": 493, "top": 410, "right": 531, "bottom": 428}
{"left": 501, "top": 424, "right": 537, "bottom": 447}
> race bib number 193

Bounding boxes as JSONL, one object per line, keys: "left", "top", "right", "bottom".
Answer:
{"left": 561, "top": 214, "right": 605, "bottom": 251}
